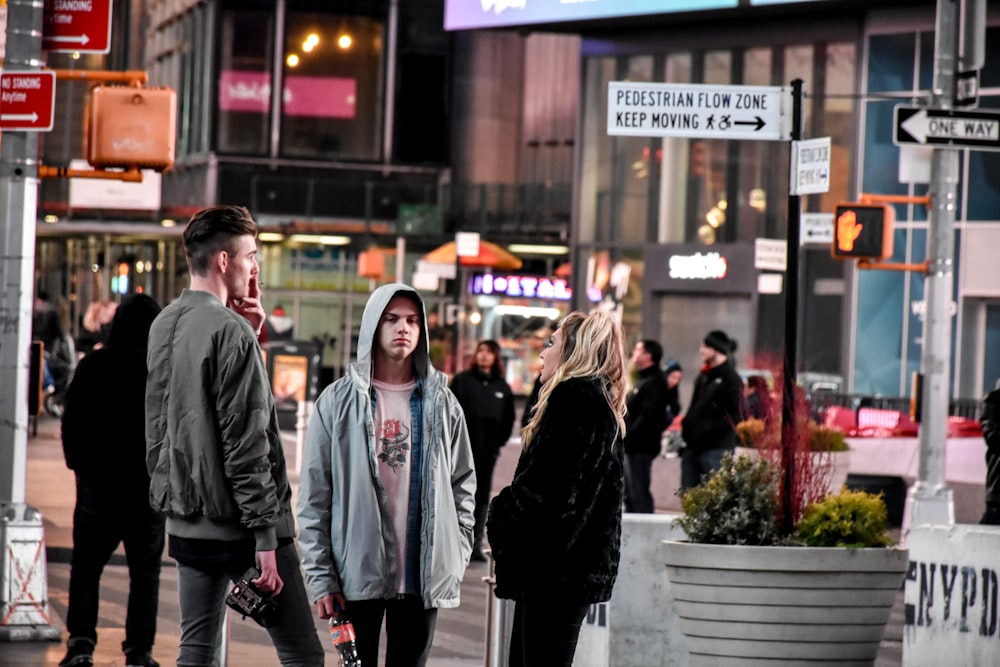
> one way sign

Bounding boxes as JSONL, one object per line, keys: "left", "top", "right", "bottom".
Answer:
{"left": 894, "top": 105, "right": 1000, "bottom": 151}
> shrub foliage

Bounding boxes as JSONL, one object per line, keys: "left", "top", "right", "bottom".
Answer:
{"left": 796, "top": 488, "right": 893, "bottom": 548}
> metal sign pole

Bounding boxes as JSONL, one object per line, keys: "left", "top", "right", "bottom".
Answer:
{"left": 0, "top": 0, "right": 61, "bottom": 640}
{"left": 908, "top": 0, "right": 963, "bottom": 528}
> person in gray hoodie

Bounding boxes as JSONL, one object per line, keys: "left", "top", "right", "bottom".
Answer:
{"left": 297, "top": 283, "right": 476, "bottom": 667}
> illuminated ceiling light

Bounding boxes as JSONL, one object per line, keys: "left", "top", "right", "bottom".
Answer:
{"left": 258, "top": 232, "right": 286, "bottom": 243}
{"left": 697, "top": 225, "right": 717, "bottom": 244}
{"left": 469, "top": 311, "right": 482, "bottom": 325}
{"left": 44, "top": 214, "right": 59, "bottom": 223}
{"left": 493, "top": 305, "right": 562, "bottom": 319}
{"left": 749, "top": 188, "right": 767, "bottom": 212}
{"left": 508, "top": 244, "right": 569, "bottom": 255}
{"left": 337, "top": 33, "right": 353, "bottom": 50}
{"left": 160, "top": 218, "right": 176, "bottom": 227}
{"left": 286, "top": 53, "right": 300, "bottom": 67}
{"left": 289, "top": 234, "right": 351, "bottom": 246}
{"left": 71, "top": 52, "right": 80, "bottom": 60}
{"left": 303, "top": 33, "right": 320, "bottom": 52}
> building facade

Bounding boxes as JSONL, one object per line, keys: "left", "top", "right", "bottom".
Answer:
{"left": 446, "top": 0, "right": 1000, "bottom": 400}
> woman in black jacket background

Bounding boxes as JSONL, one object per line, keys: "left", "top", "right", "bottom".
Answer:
{"left": 449, "top": 339, "right": 515, "bottom": 561}
{"left": 487, "top": 310, "right": 627, "bottom": 667}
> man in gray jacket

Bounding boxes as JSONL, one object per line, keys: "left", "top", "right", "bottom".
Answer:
{"left": 297, "top": 283, "right": 476, "bottom": 666}
{"left": 145, "top": 206, "right": 323, "bottom": 666}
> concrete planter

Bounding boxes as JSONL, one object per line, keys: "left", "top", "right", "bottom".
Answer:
{"left": 662, "top": 540, "right": 908, "bottom": 666}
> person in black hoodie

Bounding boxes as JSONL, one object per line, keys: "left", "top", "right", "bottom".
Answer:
{"left": 679, "top": 329, "right": 744, "bottom": 492}
{"left": 450, "top": 339, "right": 515, "bottom": 561}
{"left": 487, "top": 311, "right": 626, "bottom": 667}
{"left": 59, "top": 294, "right": 165, "bottom": 667}
{"left": 624, "top": 340, "right": 669, "bottom": 513}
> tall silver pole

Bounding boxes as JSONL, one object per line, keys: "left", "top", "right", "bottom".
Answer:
{"left": 908, "top": 0, "right": 961, "bottom": 528}
{"left": 0, "top": 0, "right": 61, "bottom": 640}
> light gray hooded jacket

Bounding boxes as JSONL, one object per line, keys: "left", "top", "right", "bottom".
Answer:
{"left": 296, "top": 284, "right": 476, "bottom": 609}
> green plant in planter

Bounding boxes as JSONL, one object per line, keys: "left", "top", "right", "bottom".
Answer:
{"left": 808, "top": 423, "right": 849, "bottom": 452}
{"left": 796, "top": 488, "right": 893, "bottom": 547}
{"left": 676, "top": 452, "right": 782, "bottom": 545}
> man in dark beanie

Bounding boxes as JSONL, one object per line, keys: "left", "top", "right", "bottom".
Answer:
{"left": 679, "top": 329, "right": 744, "bottom": 491}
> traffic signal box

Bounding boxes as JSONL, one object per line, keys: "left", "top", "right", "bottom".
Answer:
{"left": 85, "top": 85, "right": 177, "bottom": 171}
{"left": 831, "top": 202, "right": 895, "bottom": 261}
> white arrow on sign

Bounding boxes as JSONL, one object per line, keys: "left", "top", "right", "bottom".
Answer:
{"left": 901, "top": 108, "right": 1000, "bottom": 144}
{"left": 44, "top": 34, "right": 91, "bottom": 45}
{"left": 0, "top": 112, "right": 39, "bottom": 122}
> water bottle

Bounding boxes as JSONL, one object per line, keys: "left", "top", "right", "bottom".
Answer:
{"left": 329, "top": 603, "right": 361, "bottom": 667}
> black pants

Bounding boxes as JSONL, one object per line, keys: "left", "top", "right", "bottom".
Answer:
{"left": 66, "top": 481, "right": 165, "bottom": 654}
{"left": 508, "top": 598, "right": 588, "bottom": 667}
{"left": 624, "top": 452, "right": 655, "bottom": 513}
{"left": 348, "top": 595, "right": 438, "bottom": 667}
{"left": 473, "top": 445, "right": 500, "bottom": 550}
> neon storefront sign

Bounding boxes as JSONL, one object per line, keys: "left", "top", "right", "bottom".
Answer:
{"left": 668, "top": 252, "right": 728, "bottom": 280}
{"left": 470, "top": 274, "right": 573, "bottom": 300}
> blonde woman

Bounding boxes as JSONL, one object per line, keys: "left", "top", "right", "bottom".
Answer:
{"left": 487, "top": 310, "right": 627, "bottom": 667}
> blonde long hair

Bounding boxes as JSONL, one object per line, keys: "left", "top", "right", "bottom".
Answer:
{"left": 521, "top": 310, "right": 627, "bottom": 448}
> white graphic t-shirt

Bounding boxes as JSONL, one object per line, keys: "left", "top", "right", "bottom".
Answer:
{"left": 373, "top": 378, "right": 416, "bottom": 593}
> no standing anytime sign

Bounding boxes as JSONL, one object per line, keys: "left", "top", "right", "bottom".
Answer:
{"left": 607, "top": 81, "right": 792, "bottom": 141}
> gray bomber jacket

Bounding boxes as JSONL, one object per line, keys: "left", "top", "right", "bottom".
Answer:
{"left": 145, "top": 289, "right": 294, "bottom": 551}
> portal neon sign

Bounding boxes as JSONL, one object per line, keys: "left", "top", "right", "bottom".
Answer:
{"left": 470, "top": 274, "right": 573, "bottom": 300}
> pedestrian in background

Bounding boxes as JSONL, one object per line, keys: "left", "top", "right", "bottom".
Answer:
{"left": 297, "top": 283, "right": 476, "bottom": 667}
{"left": 679, "top": 329, "right": 743, "bottom": 491}
{"left": 979, "top": 379, "right": 1000, "bottom": 525}
{"left": 145, "top": 206, "right": 324, "bottom": 667}
{"left": 488, "top": 310, "right": 626, "bottom": 667}
{"left": 624, "top": 339, "right": 669, "bottom": 513}
{"left": 663, "top": 359, "right": 683, "bottom": 426}
{"left": 59, "top": 294, "right": 165, "bottom": 667}
{"left": 450, "top": 339, "right": 515, "bottom": 561}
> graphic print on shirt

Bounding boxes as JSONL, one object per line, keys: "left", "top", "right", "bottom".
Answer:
{"left": 378, "top": 419, "right": 410, "bottom": 472}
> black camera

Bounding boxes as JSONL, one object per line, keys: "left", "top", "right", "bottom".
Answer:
{"left": 225, "top": 567, "right": 280, "bottom": 628}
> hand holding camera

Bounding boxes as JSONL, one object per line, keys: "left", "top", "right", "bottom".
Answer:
{"left": 226, "top": 567, "right": 281, "bottom": 628}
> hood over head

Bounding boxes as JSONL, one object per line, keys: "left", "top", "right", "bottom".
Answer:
{"left": 106, "top": 293, "right": 161, "bottom": 349}
{"left": 356, "top": 283, "right": 430, "bottom": 383}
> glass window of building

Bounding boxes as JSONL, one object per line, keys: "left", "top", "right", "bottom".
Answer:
{"left": 280, "top": 13, "right": 384, "bottom": 160}
{"left": 217, "top": 8, "right": 274, "bottom": 154}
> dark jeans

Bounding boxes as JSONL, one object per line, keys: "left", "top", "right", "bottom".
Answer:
{"left": 680, "top": 447, "right": 730, "bottom": 492}
{"left": 508, "top": 598, "right": 588, "bottom": 667}
{"left": 347, "top": 594, "right": 438, "bottom": 667}
{"left": 66, "top": 482, "right": 166, "bottom": 654}
{"left": 175, "top": 542, "right": 324, "bottom": 667}
{"left": 624, "top": 452, "right": 655, "bottom": 513}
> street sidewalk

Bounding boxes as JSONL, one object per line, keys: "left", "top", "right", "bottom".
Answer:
{"left": 2, "top": 415, "right": 488, "bottom": 666}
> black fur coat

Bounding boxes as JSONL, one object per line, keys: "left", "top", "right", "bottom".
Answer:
{"left": 487, "top": 377, "right": 624, "bottom": 603}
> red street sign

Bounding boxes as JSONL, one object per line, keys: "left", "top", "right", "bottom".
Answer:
{"left": 0, "top": 71, "right": 57, "bottom": 131}
{"left": 42, "top": 0, "right": 113, "bottom": 53}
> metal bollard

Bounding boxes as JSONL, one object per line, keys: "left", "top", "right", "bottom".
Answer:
{"left": 482, "top": 550, "right": 514, "bottom": 667}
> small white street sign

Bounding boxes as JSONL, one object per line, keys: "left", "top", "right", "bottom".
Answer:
{"left": 800, "top": 213, "right": 834, "bottom": 246}
{"left": 607, "top": 82, "right": 792, "bottom": 141}
{"left": 455, "top": 231, "right": 480, "bottom": 257}
{"left": 790, "top": 136, "right": 831, "bottom": 195}
{"left": 754, "top": 238, "right": 788, "bottom": 272}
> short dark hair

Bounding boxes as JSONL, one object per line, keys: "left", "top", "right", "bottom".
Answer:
{"left": 640, "top": 339, "right": 663, "bottom": 366}
{"left": 183, "top": 206, "right": 257, "bottom": 276}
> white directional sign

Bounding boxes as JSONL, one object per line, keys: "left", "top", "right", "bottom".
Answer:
{"left": 754, "top": 238, "right": 787, "bottom": 272}
{"left": 800, "top": 213, "right": 834, "bottom": 246}
{"left": 789, "top": 137, "right": 831, "bottom": 195}
{"left": 894, "top": 106, "right": 1000, "bottom": 151}
{"left": 607, "top": 82, "right": 792, "bottom": 141}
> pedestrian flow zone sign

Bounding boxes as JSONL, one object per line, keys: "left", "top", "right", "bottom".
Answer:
{"left": 607, "top": 82, "right": 792, "bottom": 141}
{"left": 894, "top": 106, "right": 1000, "bottom": 151}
